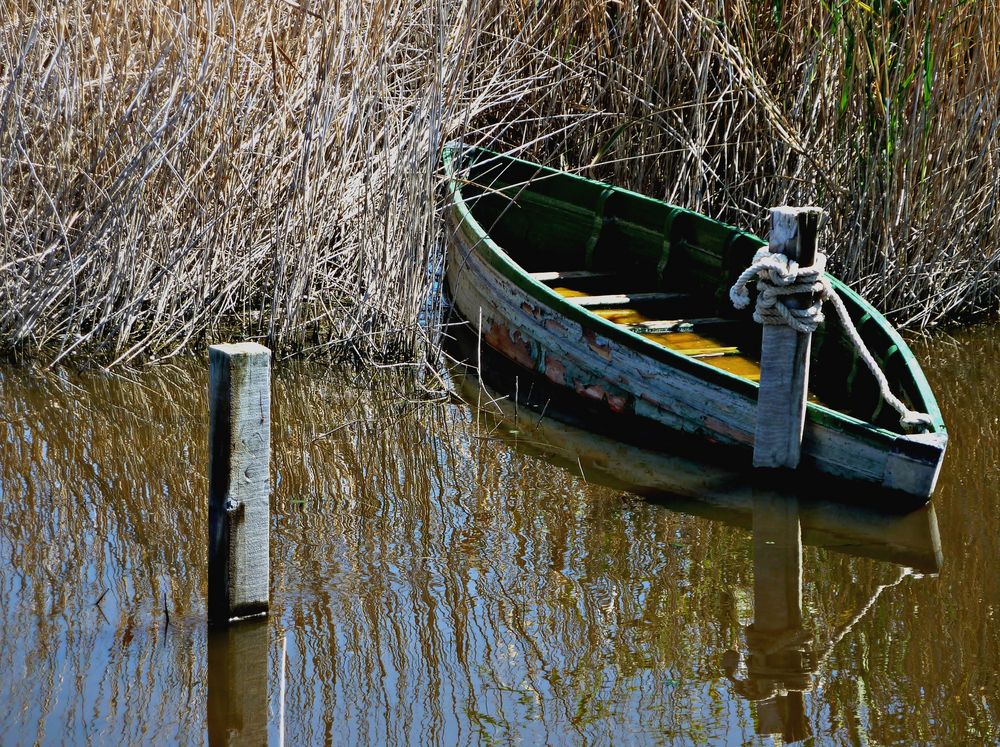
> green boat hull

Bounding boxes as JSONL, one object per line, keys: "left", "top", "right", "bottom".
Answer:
{"left": 443, "top": 144, "right": 947, "bottom": 500}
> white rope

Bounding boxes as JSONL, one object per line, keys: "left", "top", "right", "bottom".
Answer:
{"left": 730, "top": 247, "right": 828, "bottom": 333}
{"left": 729, "top": 247, "right": 934, "bottom": 433}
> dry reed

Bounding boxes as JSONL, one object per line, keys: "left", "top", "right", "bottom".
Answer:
{"left": 1, "top": 1, "right": 997, "bottom": 365}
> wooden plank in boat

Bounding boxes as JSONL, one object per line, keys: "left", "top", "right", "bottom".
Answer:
{"left": 592, "top": 308, "right": 650, "bottom": 324}
{"left": 564, "top": 291, "right": 690, "bottom": 308}
{"left": 623, "top": 318, "right": 732, "bottom": 334}
{"left": 651, "top": 331, "right": 733, "bottom": 352}
{"left": 688, "top": 348, "right": 741, "bottom": 358}
{"left": 700, "top": 355, "right": 762, "bottom": 381}
{"left": 530, "top": 270, "right": 616, "bottom": 283}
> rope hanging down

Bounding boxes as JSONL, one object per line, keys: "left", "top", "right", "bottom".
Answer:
{"left": 729, "top": 247, "right": 934, "bottom": 432}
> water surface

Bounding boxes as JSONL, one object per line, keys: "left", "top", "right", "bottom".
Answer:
{"left": 0, "top": 326, "right": 997, "bottom": 745}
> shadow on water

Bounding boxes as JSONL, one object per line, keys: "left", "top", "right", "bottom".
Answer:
{"left": 0, "top": 324, "right": 996, "bottom": 744}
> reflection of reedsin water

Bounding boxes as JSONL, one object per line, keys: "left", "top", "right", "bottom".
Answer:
{"left": 1, "top": 335, "right": 996, "bottom": 745}
{"left": 452, "top": 354, "right": 942, "bottom": 744}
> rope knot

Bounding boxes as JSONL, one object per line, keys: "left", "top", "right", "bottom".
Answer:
{"left": 729, "top": 247, "right": 831, "bottom": 334}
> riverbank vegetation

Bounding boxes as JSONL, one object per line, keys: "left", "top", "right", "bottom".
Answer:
{"left": 1, "top": 1, "right": 996, "bottom": 365}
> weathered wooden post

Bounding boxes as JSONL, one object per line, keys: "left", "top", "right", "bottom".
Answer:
{"left": 208, "top": 342, "right": 271, "bottom": 625}
{"left": 753, "top": 207, "right": 823, "bottom": 469}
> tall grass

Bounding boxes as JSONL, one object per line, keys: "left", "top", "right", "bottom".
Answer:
{"left": 496, "top": 1, "right": 1000, "bottom": 329}
{"left": 0, "top": 1, "right": 997, "bottom": 365}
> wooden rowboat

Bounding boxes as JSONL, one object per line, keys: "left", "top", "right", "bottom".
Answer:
{"left": 443, "top": 144, "right": 947, "bottom": 500}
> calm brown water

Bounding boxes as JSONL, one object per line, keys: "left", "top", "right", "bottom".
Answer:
{"left": 0, "top": 326, "right": 997, "bottom": 745}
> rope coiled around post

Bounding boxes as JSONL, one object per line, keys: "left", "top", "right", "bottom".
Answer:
{"left": 729, "top": 247, "right": 934, "bottom": 433}
{"left": 729, "top": 247, "right": 828, "bottom": 333}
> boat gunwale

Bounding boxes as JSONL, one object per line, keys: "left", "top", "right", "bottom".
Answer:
{"left": 442, "top": 143, "right": 946, "bottom": 441}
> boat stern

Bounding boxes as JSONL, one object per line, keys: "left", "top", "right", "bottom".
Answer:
{"left": 882, "top": 430, "right": 948, "bottom": 498}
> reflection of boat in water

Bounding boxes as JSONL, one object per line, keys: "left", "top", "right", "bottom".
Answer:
{"left": 447, "top": 331, "right": 942, "bottom": 571}
{"left": 447, "top": 341, "right": 942, "bottom": 744}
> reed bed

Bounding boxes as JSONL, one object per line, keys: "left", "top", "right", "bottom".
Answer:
{"left": 0, "top": 0, "right": 997, "bottom": 365}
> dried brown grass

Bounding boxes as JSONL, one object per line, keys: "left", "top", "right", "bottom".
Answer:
{"left": 493, "top": 1, "right": 1000, "bottom": 328}
{"left": 0, "top": 0, "right": 997, "bottom": 365}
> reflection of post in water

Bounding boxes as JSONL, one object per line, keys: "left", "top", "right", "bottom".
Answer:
{"left": 447, "top": 346, "right": 943, "bottom": 743}
{"left": 208, "top": 620, "right": 269, "bottom": 746}
{"left": 721, "top": 493, "right": 940, "bottom": 744}
{"left": 723, "top": 493, "right": 813, "bottom": 743}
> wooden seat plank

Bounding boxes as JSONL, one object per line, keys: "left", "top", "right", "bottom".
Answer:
{"left": 623, "top": 317, "right": 734, "bottom": 334}
{"left": 564, "top": 291, "right": 690, "bottom": 308}
{"left": 684, "top": 347, "right": 741, "bottom": 357}
{"left": 700, "top": 355, "right": 762, "bottom": 380}
{"left": 530, "top": 270, "right": 617, "bottom": 283}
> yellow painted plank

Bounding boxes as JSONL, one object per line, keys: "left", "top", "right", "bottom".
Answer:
{"left": 685, "top": 347, "right": 742, "bottom": 357}
{"left": 553, "top": 286, "right": 589, "bottom": 298}
{"left": 593, "top": 308, "right": 650, "bottom": 325}
{"left": 700, "top": 355, "right": 762, "bottom": 380}
{"left": 551, "top": 285, "right": 764, "bottom": 384}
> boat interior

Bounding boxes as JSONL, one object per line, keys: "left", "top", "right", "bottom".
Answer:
{"left": 453, "top": 148, "right": 936, "bottom": 435}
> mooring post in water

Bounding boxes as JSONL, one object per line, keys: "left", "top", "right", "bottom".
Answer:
{"left": 753, "top": 207, "right": 823, "bottom": 469}
{"left": 208, "top": 342, "right": 271, "bottom": 626}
